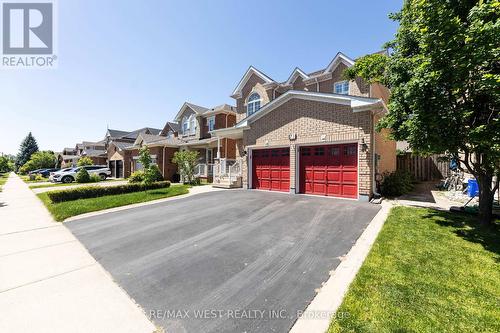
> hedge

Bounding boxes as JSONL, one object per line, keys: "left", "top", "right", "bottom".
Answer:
{"left": 47, "top": 181, "right": 171, "bottom": 203}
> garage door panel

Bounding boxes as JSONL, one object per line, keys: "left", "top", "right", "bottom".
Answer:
{"left": 313, "top": 170, "right": 326, "bottom": 182}
{"left": 252, "top": 148, "right": 290, "bottom": 192}
{"left": 326, "top": 170, "right": 341, "bottom": 182}
{"left": 300, "top": 144, "right": 358, "bottom": 199}
{"left": 342, "top": 185, "right": 357, "bottom": 197}
{"left": 326, "top": 184, "right": 341, "bottom": 196}
{"left": 342, "top": 170, "right": 357, "bottom": 183}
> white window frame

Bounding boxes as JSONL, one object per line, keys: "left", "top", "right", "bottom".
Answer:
{"left": 182, "top": 116, "right": 189, "bottom": 134}
{"left": 247, "top": 93, "right": 261, "bottom": 117}
{"left": 207, "top": 116, "right": 215, "bottom": 132}
{"left": 334, "top": 80, "right": 349, "bottom": 95}
{"left": 189, "top": 115, "right": 196, "bottom": 135}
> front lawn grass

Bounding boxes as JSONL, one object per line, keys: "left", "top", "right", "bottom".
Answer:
{"left": 0, "top": 173, "right": 9, "bottom": 191}
{"left": 38, "top": 185, "right": 190, "bottom": 221}
{"left": 328, "top": 206, "right": 500, "bottom": 333}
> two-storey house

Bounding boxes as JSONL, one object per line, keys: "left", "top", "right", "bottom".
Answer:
{"left": 212, "top": 52, "right": 396, "bottom": 200}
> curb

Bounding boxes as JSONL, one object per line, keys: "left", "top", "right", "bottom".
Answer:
{"left": 63, "top": 186, "right": 224, "bottom": 222}
{"left": 289, "top": 201, "right": 393, "bottom": 333}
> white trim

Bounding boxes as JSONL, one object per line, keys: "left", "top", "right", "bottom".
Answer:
{"left": 231, "top": 66, "right": 274, "bottom": 97}
{"left": 244, "top": 90, "right": 383, "bottom": 125}
{"left": 285, "top": 67, "right": 310, "bottom": 85}
{"left": 333, "top": 80, "right": 349, "bottom": 95}
{"left": 323, "top": 52, "right": 355, "bottom": 74}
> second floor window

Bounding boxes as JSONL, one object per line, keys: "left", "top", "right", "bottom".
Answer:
{"left": 247, "top": 93, "right": 261, "bottom": 117}
{"left": 208, "top": 116, "right": 215, "bottom": 131}
{"left": 182, "top": 117, "right": 189, "bottom": 134}
{"left": 334, "top": 81, "right": 349, "bottom": 95}
{"left": 190, "top": 115, "right": 196, "bottom": 134}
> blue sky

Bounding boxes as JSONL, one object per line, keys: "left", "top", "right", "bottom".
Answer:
{"left": 0, "top": 0, "right": 402, "bottom": 155}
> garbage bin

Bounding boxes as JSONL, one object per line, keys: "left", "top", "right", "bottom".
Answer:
{"left": 467, "top": 179, "right": 479, "bottom": 197}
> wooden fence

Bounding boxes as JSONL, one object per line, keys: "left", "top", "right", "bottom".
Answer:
{"left": 396, "top": 153, "right": 450, "bottom": 181}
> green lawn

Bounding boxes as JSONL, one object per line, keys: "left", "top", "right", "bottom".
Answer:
{"left": 38, "top": 185, "right": 190, "bottom": 221}
{"left": 0, "top": 173, "right": 9, "bottom": 191}
{"left": 329, "top": 206, "right": 500, "bottom": 333}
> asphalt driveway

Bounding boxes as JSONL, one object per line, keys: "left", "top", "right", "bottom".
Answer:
{"left": 66, "top": 190, "right": 380, "bottom": 333}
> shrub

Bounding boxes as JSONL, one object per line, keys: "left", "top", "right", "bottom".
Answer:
{"left": 146, "top": 164, "right": 164, "bottom": 182}
{"left": 75, "top": 168, "right": 91, "bottom": 183}
{"left": 128, "top": 170, "right": 145, "bottom": 183}
{"left": 380, "top": 170, "right": 415, "bottom": 197}
{"left": 47, "top": 181, "right": 171, "bottom": 203}
{"left": 89, "top": 174, "right": 101, "bottom": 183}
{"left": 172, "top": 150, "right": 199, "bottom": 184}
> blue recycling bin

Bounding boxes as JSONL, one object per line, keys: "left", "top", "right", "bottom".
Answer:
{"left": 467, "top": 179, "right": 479, "bottom": 197}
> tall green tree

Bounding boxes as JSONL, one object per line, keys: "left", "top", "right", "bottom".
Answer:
{"left": 345, "top": 0, "right": 500, "bottom": 224}
{"left": 0, "top": 155, "right": 14, "bottom": 173}
{"left": 15, "top": 132, "right": 39, "bottom": 171}
{"left": 19, "top": 151, "right": 56, "bottom": 174}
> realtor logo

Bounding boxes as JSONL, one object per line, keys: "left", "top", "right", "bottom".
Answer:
{"left": 1, "top": 1, "right": 57, "bottom": 68}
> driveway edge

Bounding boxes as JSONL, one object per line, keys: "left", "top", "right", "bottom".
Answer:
{"left": 289, "top": 201, "right": 393, "bottom": 333}
{"left": 63, "top": 185, "right": 224, "bottom": 222}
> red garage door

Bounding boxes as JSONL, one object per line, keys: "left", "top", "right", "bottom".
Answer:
{"left": 252, "top": 148, "right": 290, "bottom": 192}
{"left": 299, "top": 143, "right": 358, "bottom": 198}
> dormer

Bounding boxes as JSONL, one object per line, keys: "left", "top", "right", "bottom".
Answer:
{"left": 231, "top": 66, "right": 276, "bottom": 122}
{"left": 174, "top": 102, "right": 210, "bottom": 139}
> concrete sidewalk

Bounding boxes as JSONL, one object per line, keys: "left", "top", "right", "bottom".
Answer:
{"left": 0, "top": 173, "right": 155, "bottom": 333}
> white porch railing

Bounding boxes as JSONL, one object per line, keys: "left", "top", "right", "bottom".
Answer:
{"left": 214, "top": 158, "right": 241, "bottom": 179}
{"left": 194, "top": 163, "right": 215, "bottom": 178}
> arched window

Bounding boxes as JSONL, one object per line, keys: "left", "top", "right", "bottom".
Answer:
{"left": 247, "top": 93, "right": 261, "bottom": 116}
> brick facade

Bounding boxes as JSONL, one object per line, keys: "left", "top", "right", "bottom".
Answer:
{"left": 128, "top": 146, "right": 179, "bottom": 181}
{"left": 227, "top": 55, "right": 396, "bottom": 200}
{"left": 240, "top": 99, "right": 374, "bottom": 197}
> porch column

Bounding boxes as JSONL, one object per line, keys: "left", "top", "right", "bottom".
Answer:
{"left": 216, "top": 137, "right": 221, "bottom": 159}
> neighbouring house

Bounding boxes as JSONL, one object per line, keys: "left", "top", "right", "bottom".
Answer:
{"left": 211, "top": 52, "right": 396, "bottom": 200}
{"left": 127, "top": 133, "right": 181, "bottom": 181}
{"left": 121, "top": 103, "right": 238, "bottom": 181}
{"left": 57, "top": 141, "right": 107, "bottom": 168}
{"left": 104, "top": 127, "right": 162, "bottom": 178}
{"left": 57, "top": 147, "right": 79, "bottom": 168}
{"left": 75, "top": 141, "right": 108, "bottom": 166}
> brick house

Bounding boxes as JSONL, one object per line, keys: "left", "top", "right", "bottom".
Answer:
{"left": 104, "top": 127, "right": 162, "bottom": 178}
{"left": 212, "top": 52, "right": 396, "bottom": 201}
{"left": 122, "top": 103, "right": 238, "bottom": 181}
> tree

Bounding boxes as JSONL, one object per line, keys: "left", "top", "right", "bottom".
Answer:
{"left": 0, "top": 155, "right": 14, "bottom": 173}
{"left": 19, "top": 151, "right": 56, "bottom": 174}
{"left": 345, "top": 0, "right": 500, "bottom": 224}
{"left": 77, "top": 156, "right": 94, "bottom": 167}
{"left": 15, "top": 132, "right": 39, "bottom": 171}
{"left": 172, "top": 150, "right": 199, "bottom": 184}
{"left": 138, "top": 145, "right": 158, "bottom": 186}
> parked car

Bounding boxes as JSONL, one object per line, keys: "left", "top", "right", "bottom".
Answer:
{"left": 49, "top": 165, "right": 112, "bottom": 183}
{"left": 39, "top": 168, "right": 60, "bottom": 178}
{"left": 28, "top": 169, "right": 45, "bottom": 175}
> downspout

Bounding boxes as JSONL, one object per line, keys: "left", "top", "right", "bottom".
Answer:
{"left": 372, "top": 111, "right": 381, "bottom": 197}
{"left": 163, "top": 145, "right": 166, "bottom": 178}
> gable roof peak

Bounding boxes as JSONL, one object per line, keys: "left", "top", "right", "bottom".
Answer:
{"left": 323, "top": 52, "right": 355, "bottom": 74}
{"left": 231, "top": 65, "right": 275, "bottom": 98}
{"left": 285, "top": 67, "right": 310, "bottom": 85}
